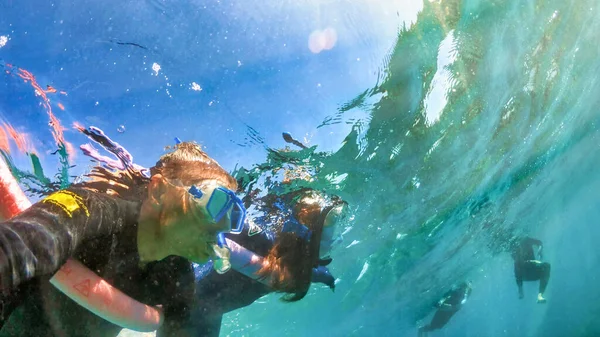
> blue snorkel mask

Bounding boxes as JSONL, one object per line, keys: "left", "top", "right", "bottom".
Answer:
{"left": 187, "top": 185, "right": 246, "bottom": 235}
{"left": 189, "top": 185, "right": 246, "bottom": 248}
{"left": 174, "top": 137, "right": 246, "bottom": 246}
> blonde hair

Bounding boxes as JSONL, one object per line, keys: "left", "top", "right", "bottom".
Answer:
{"left": 151, "top": 141, "right": 237, "bottom": 190}
{"left": 80, "top": 141, "right": 237, "bottom": 200}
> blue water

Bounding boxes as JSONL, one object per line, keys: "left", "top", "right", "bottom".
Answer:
{"left": 2, "top": 0, "right": 600, "bottom": 336}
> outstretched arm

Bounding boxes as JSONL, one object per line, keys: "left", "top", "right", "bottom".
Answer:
{"left": 0, "top": 187, "right": 140, "bottom": 293}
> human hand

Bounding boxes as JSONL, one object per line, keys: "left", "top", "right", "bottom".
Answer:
{"left": 518, "top": 289, "right": 524, "bottom": 299}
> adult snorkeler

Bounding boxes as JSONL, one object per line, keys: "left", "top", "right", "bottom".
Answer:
{"left": 510, "top": 236, "right": 550, "bottom": 303}
{"left": 0, "top": 126, "right": 246, "bottom": 336}
{"left": 177, "top": 135, "right": 348, "bottom": 336}
{"left": 418, "top": 281, "right": 472, "bottom": 336}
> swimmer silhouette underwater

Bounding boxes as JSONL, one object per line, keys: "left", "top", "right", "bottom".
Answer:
{"left": 418, "top": 282, "right": 472, "bottom": 337}
{"left": 0, "top": 126, "right": 345, "bottom": 336}
{"left": 510, "top": 236, "right": 551, "bottom": 303}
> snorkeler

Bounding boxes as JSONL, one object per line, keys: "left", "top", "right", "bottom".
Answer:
{"left": 418, "top": 282, "right": 471, "bottom": 336}
{"left": 176, "top": 187, "right": 347, "bottom": 336}
{"left": 0, "top": 126, "right": 246, "bottom": 336}
{"left": 511, "top": 236, "right": 550, "bottom": 303}
{"left": 165, "top": 133, "right": 348, "bottom": 336}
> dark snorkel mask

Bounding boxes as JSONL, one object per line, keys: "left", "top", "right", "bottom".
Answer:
{"left": 280, "top": 197, "right": 348, "bottom": 291}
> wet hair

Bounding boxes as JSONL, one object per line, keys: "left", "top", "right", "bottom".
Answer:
{"left": 150, "top": 141, "right": 237, "bottom": 190}
{"left": 257, "top": 189, "right": 328, "bottom": 302}
{"left": 80, "top": 141, "right": 236, "bottom": 200}
{"left": 80, "top": 166, "right": 148, "bottom": 201}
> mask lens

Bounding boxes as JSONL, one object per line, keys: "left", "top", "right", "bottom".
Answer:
{"left": 207, "top": 188, "right": 232, "bottom": 222}
{"left": 204, "top": 187, "right": 247, "bottom": 234}
{"left": 230, "top": 203, "right": 246, "bottom": 234}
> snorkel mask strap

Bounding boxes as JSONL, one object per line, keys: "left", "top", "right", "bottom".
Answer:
{"left": 188, "top": 185, "right": 203, "bottom": 199}
{"left": 217, "top": 232, "right": 227, "bottom": 248}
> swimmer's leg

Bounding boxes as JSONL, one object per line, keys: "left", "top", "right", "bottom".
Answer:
{"left": 537, "top": 262, "right": 551, "bottom": 303}
{"left": 522, "top": 261, "right": 550, "bottom": 303}
{"left": 423, "top": 309, "right": 457, "bottom": 332}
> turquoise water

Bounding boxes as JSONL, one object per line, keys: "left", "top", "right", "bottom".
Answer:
{"left": 226, "top": 2, "right": 600, "bottom": 336}
{"left": 2, "top": 0, "right": 600, "bottom": 336}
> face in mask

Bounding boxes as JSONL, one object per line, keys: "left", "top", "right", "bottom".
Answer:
{"left": 138, "top": 175, "right": 246, "bottom": 264}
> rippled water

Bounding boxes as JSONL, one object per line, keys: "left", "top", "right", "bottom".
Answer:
{"left": 227, "top": 1, "right": 600, "bottom": 336}
{"left": 2, "top": 0, "right": 600, "bottom": 336}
